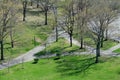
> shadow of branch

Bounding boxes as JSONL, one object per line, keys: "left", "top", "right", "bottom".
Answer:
{"left": 56, "top": 56, "right": 96, "bottom": 76}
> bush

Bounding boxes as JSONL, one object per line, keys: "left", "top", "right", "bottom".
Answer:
{"left": 54, "top": 53, "right": 61, "bottom": 60}
{"left": 56, "top": 53, "right": 61, "bottom": 57}
{"left": 33, "top": 58, "right": 39, "bottom": 64}
{"left": 54, "top": 57, "right": 60, "bottom": 60}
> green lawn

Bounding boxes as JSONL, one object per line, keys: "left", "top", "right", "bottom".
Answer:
{"left": 73, "top": 31, "right": 118, "bottom": 50}
{"left": 34, "top": 38, "right": 84, "bottom": 57}
{"left": 84, "top": 38, "right": 95, "bottom": 47}
{"left": 2, "top": 21, "right": 53, "bottom": 61}
{"left": 113, "top": 48, "right": 120, "bottom": 53}
{"left": 101, "top": 40, "right": 118, "bottom": 50}
{"left": 0, "top": 4, "right": 55, "bottom": 61}
{"left": 1, "top": 56, "right": 120, "bottom": 80}
{"left": 84, "top": 38, "right": 117, "bottom": 50}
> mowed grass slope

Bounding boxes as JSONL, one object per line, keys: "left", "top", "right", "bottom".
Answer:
{"left": 73, "top": 27, "right": 118, "bottom": 50}
{"left": 34, "top": 38, "right": 84, "bottom": 57}
{"left": 79, "top": 37, "right": 117, "bottom": 50}
{"left": 113, "top": 48, "right": 120, "bottom": 53}
{"left": 1, "top": 4, "right": 53, "bottom": 61}
{"left": 1, "top": 56, "right": 120, "bottom": 80}
{"left": 3, "top": 20, "right": 52, "bottom": 60}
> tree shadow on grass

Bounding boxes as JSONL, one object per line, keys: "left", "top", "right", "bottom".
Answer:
{"left": 27, "top": 8, "right": 44, "bottom": 16}
{"left": 27, "top": 10, "right": 44, "bottom": 16}
{"left": 34, "top": 46, "right": 73, "bottom": 57}
{"left": 56, "top": 56, "right": 96, "bottom": 76}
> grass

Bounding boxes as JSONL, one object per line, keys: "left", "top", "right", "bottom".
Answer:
{"left": 77, "top": 37, "right": 117, "bottom": 50}
{"left": 0, "top": 4, "right": 54, "bottom": 61}
{"left": 1, "top": 2, "right": 120, "bottom": 80}
{"left": 34, "top": 38, "right": 84, "bottom": 57}
{"left": 113, "top": 48, "right": 120, "bottom": 53}
{"left": 73, "top": 27, "right": 118, "bottom": 50}
{"left": 3, "top": 23, "right": 37, "bottom": 60}
{"left": 84, "top": 38, "right": 95, "bottom": 47}
{"left": 1, "top": 55, "right": 120, "bottom": 80}
{"left": 101, "top": 40, "right": 118, "bottom": 50}
{"left": 2, "top": 19, "right": 53, "bottom": 61}
{"left": 78, "top": 37, "right": 117, "bottom": 50}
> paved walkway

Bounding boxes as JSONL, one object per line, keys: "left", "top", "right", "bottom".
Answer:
{"left": 0, "top": 28, "right": 69, "bottom": 70}
{"left": 103, "top": 44, "right": 120, "bottom": 53}
{"left": 1, "top": 27, "right": 120, "bottom": 70}
{"left": 101, "top": 44, "right": 120, "bottom": 56}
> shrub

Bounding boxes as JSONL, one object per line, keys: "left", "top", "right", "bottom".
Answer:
{"left": 33, "top": 58, "right": 39, "bottom": 64}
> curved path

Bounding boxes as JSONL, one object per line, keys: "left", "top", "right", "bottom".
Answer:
{"left": 1, "top": 27, "right": 120, "bottom": 70}
{"left": 0, "top": 28, "right": 67, "bottom": 70}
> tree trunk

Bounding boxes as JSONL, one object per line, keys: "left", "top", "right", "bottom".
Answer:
{"left": 101, "top": 31, "right": 104, "bottom": 48}
{"left": 95, "top": 41, "right": 100, "bottom": 63}
{"left": 10, "top": 29, "right": 14, "bottom": 48}
{"left": 11, "top": 41, "right": 14, "bottom": 48}
{"left": 34, "top": 36, "right": 36, "bottom": 46}
{"left": 97, "top": 42, "right": 100, "bottom": 55}
{"left": 105, "top": 29, "right": 108, "bottom": 41}
{"left": 0, "top": 41, "right": 4, "bottom": 60}
{"left": 54, "top": 6, "right": 58, "bottom": 42}
{"left": 95, "top": 36, "right": 101, "bottom": 63}
{"left": 95, "top": 51, "right": 99, "bottom": 63}
{"left": 80, "top": 36, "right": 83, "bottom": 49}
{"left": 101, "top": 38, "right": 104, "bottom": 48}
{"left": 45, "top": 10, "right": 48, "bottom": 25}
{"left": 69, "top": 33, "right": 72, "bottom": 47}
{"left": 23, "top": 12, "right": 25, "bottom": 21}
{"left": 23, "top": 1, "right": 27, "bottom": 21}
{"left": 30, "top": 0, "right": 33, "bottom": 6}
{"left": 37, "top": 3, "right": 39, "bottom": 8}
{"left": 56, "top": 26, "right": 58, "bottom": 42}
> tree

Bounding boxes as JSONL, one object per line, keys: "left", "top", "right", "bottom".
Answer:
{"left": 88, "top": 0, "right": 119, "bottom": 63}
{"left": 9, "top": 11, "right": 18, "bottom": 48}
{"left": 52, "top": 0, "right": 58, "bottom": 42}
{"left": 0, "top": 0, "right": 18, "bottom": 60}
{"left": 36, "top": 0, "right": 40, "bottom": 8}
{"left": 97, "top": 0, "right": 118, "bottom": 47}
{"left": 104, "top": 0, "right": 119, "bottom": 41}
{"left": 61, "top": 0, "right": 75, "bottom": 47}
{"left": 30, "top": 0, "right": 33, "bottom": 6}
{"left": 39, "top": 0, "right": 50, "bottom": 25}
{"left": 76, "top": 0, "right": 89, "bottom": 49}
{"left": 22, "top": 0, "right": 27, "bottom": 21}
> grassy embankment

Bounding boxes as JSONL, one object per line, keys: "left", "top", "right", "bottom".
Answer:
{"left": 2, "top": 6, "right": 53, "bottom": 61}
{"left": 34, "top": 38, "right": 84, "bottom": 57}
{"left": 0, "top": 55, "right": 120, "bottom": 80}
{"left": 73, "top": 32, "right": 118, "bottom": 50}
